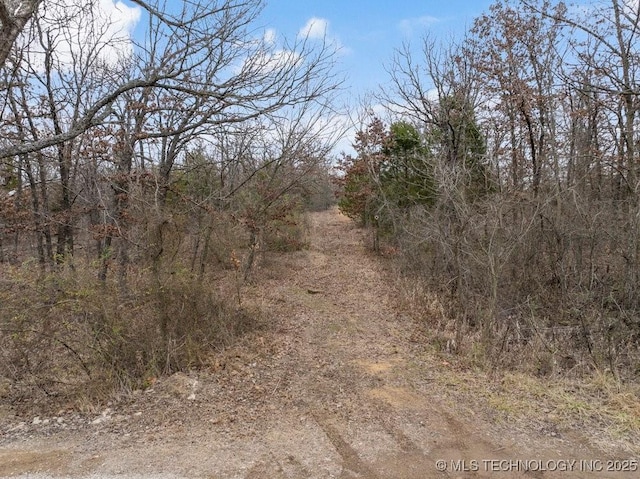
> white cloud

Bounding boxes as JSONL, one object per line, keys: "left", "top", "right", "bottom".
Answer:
{"left": 264, "top": 28, "right": 277, "bottom": 46}
{"left": 236, "top": 48, "right": 303, "bottom": 76}
{"left": 262, "top": 49, "right": 303, "bottom": 71}
{"left": 398, "top": 15, "right": 440, "bottom": 36}
{"left": 104, "top": 0, "right": 140, "bottom": 40}
{"left": 94, "top": 0, "right": 141, "bottom": 62}
{"left": 298, "top": 17, "right": 329, "bottom": 40}
{"left": 297, "top": 17, "right": 351, "bottom": 56}
{"left": 26, "top": 0, "right": 141, "bottom": 69}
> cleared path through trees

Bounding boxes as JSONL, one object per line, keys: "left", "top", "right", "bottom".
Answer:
{"left": 0, "top": 207, "right": 636, "bottom": 478}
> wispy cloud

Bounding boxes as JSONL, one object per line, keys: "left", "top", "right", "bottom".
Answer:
{"left": 298, "top": 17, "right": 329, "bottom": 40}
{"left": 398, "top": 15, "right": 440, "bottom": 36}
{"left": 264, "top": 28, "right": 277, "bottom": 46}
{"left": 23, "top": 0, "right": 141, "bottom": 70}
{"left": 298, "top": 17, "right": 351, "bottom": 55}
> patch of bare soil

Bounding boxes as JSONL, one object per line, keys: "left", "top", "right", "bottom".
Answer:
{"left": 0, "top": 207, "right": 638, "bottom": 478}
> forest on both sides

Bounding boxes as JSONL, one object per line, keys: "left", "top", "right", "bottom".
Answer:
{"left": 1, "top": 0, "right": 640, "bottom": 405}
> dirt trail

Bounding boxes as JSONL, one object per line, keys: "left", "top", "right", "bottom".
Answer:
{"left": 0, "top": 207, "right": 637, "bottom": 478}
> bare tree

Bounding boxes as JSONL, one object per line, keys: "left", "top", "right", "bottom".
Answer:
{"left": 367, "top": 0, "right": 640, "bottom": 375}
{"left": 0, "top": 0, "right": 42, "bottom": 69}
{"left": 1, "top": 0, "right": 341, "bottom": 271}
{"left": 472, "top": 0, "right": 567, "bottom": 196}
{"left": 1, "top": 0, "right": 341, "bottom": 160}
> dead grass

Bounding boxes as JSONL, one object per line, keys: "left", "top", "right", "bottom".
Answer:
{"left": 3, "top": 207, "right": 640, "bottom": 460}
{"left": 0, "top": 259, "right": 261, "bottom": 413}
{"left": 0, "top": 200, "right": 313, "bottom": 415}
{"left": 418, "top": 350, "right": 640, "bottom": 454}
{"left": 391, "top": 264, "right": 640, "bottom": 454}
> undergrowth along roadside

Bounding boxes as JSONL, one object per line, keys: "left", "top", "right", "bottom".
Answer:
{"left": 386, "top": 262, "right": 640, "bottom": 455}
{"left": 429, "top": 362, "right": 640, "bottom": 454}
{"left": 0, "top": 260, "right": 261, "bottom": 412}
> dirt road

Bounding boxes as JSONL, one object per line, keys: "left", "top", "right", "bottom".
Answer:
{"left": 0, "top": 207, "right": 637, "bottom": 478}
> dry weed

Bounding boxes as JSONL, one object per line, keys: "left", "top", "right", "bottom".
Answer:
{"left": 0, "top": 260, "right": 260, "bottom": 412}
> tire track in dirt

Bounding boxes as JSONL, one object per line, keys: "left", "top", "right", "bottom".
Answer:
{"left": 266, "top": 207, "right": 636, "bottom": 479}
{"left": 0, "top": 207, "right": 637, "bottom": 478}
{"left": 273, "top": 208, "right": 501, "bottom": 478}
{"left": 312, "top": 412, "right": 382, "bottom": 479}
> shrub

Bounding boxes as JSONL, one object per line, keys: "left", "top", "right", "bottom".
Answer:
{"left": 0, "top": 261, "right": 259, "bottom": 407}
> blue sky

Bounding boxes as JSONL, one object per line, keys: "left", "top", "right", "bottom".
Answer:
{"left": 98, "top": 0, "right": 496, "bottom": 154}
{"left": 259, "top": 0, "right": 496, "bottom": 99}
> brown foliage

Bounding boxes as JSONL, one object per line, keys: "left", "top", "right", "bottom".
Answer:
{"left": 0, "top": 261, "right": 259, "bottom": 408}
